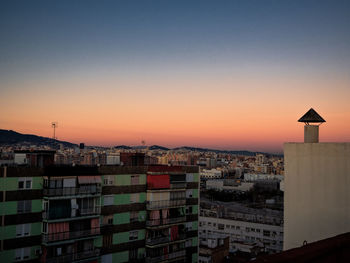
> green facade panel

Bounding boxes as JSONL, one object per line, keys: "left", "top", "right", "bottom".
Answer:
{"left": 32, "top": 177, "right": 43, "bottom": 189}
{"left": 114, "top": 194, "right": 130, "bottom": 205}
{"left": 192, "top": 237, "right": 198, "bottom": 247}
{"left": 113, "top": 232, "right": 129, "bottom": 245}
{"left": 192, "top": 252, "right": 198, "bottom": 263}
{"left": 0, "top": 250, "right": 14, "bottom": 263}
{"left": 115, "top": 175, "right": 131, "bottom": 186}
{"left": 0, "top": 201, "right": 17, "bottom": 216}
{"left": 32, "top": 200, "right": 42, "bottom": 213}
{"left": 0, "top": 178, "right": 18, "bottom": 191}
{"left": 114, "top": 212, "right": 130, "bottom": 225}
{"left": 112, "top": 251, "right": 129, "bottom": 263}
{"left": 0, "top": 225, "right": 16, "bottom": 240}
{"left": 139, "top": 192, "right": 146, "bottom": 203}
{"left": 94, "top": 236, "right": 102, "bottom": 247}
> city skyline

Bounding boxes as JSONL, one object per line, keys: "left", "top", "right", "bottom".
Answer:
{"left": 1, "top": 0, "right": 350, "bottom": 153}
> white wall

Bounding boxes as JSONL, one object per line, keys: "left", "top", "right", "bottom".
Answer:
{"left": 284, "top": 143, "right": 350, "bottom": 250}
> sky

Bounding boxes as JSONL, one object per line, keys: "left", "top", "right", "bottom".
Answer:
{"left": 1, "top": 0, "right": 350, "bottom": 153}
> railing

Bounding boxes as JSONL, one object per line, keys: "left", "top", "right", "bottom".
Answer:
{"left": 42, "top": 227, "right": 100, "bottom": 243}
{"left": 43, "top": 206, "right": 101, "bottom": 220}
{"left": 146, "top": 200, "right": 186, "bottom": 210}
{"left": 146, "top": 236, "right": 170, "bottom": 246}
{"left": 146, "top": 250, "right": 186, "bottom": 263}
{"left": 46, "top": 249, "right": 100, "bottom": 263}
{"left": 79, "top": 206, "right": 101, "bottom": 216}
{"left": 146, "top": 216, "right": 186, "bottom": 226}
{"left": 43, "top": 186, "right": 101, "bottom": 197}
{"left": 170, "top": 183, "right": 187, "bottom": 189}
{"left": 146, "top": 234, "right": 186, "bottom": 246}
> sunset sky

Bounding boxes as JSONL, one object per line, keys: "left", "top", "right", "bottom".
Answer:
{"left": 1, "top": 0, "right": 350, "bottom": 153}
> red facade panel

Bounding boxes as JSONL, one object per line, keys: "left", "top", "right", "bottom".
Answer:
{"left": 147, "top": 174, "right": 170, "bottom": 189}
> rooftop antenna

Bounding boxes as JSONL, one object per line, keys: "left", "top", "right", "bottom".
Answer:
{"left": 51, "top": 122, "right": 58, "bottom": 140}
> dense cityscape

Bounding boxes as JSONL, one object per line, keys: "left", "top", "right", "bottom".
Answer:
{"left": 1, "top": 1, "right": 350, "bottom": 262}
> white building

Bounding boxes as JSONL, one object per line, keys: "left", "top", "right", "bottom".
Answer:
{"left": 200, "top": 168, "right": 222, "bottom": 179}
{"left": 199, "top": 201, "right": 283, "bottom": 253}
{"left": 199, "top": 215, "right": 283, "bottom": 253}
{"left": 244, "top": 173, "right": 284, "bottom": 182}
{"left": 206, "top": 179, "right": 254, "bottom": 192}
{"left": 284, "top": 108, "right": 350, "bottom": 250}
{"left": 284, "top": 142, "right": 350, "bottom": 250}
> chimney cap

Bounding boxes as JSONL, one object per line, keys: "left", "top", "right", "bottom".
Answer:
{"left": 298, "top": 108, "right": 326, "bottom": 124}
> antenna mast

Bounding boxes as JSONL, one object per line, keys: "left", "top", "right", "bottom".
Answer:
{"left": 51, "top": 122, "right": 58, "bottom": 140}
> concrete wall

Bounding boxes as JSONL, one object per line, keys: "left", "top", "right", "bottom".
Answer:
{"left": 284, "top": 143, "right": 350, "bottom": 250}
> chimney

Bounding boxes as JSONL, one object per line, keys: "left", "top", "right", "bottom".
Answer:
{"left": 298, "top": 108, "right": 326, "bottom": 143}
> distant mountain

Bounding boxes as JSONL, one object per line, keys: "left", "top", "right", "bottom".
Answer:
{"left": 114, "top": 145, "right": 133, "bottom": 150}
{"left": 114, "top": 145, "right": 169, "bottom": 151}
{"left": 0, "top": 129, "right": 281, "bottom": 156}
{"left": 149, "top": 145, "right": 170, "bottom": 151}
{"left": 0, "top": 129, "right": 77, "bottom": 148}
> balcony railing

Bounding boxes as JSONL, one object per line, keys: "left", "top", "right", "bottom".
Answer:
{"left": 42, "top": 227, "right": 100, "bottom": 243}
{"left": 43, "top": 186, "right": 101, "bottom": 197}
{"left": 146, "top": 200, "right": 186, "bottom": 210}
{"left": 43, "top": 206, "right": 101, "bottom": 220}
{"left": 170, "top": 183, "right": 186, "bottom": 189}
{"left": 146, "top": 234, "right": 186, "bottom": 246}
{"left": 46, "top": 249, "right": 100, "bottom": 263}
{"left": 146, "top": 216, "right": 186, "bottom": 227}
{"left": 146, "top": 250, "right": 186, "bottom": 263}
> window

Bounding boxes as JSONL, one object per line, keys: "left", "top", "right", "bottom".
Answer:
{"left": 103, "top": 195, "right": 114, "bottom": 206}
{"left": 43, "top": 178, "right": 49, "bottom": 188}
{"left": 104, "top": 175, "right": 114, "bottom": 185}
{"left": 16, "top": 224, "right": 31, "bottom": 237}
{"left": 131, "top": 175, "right": 139, "bottom": 185}
{"left": 14, "top": 247, "right": 31, "bottom": 261}
{"left": 129, "top": 230, "right": 138, "bottom": 241}
{"left": 218, "top": 224, "right": 224, "bottom": 230}
{"left": 103, "top": 215, "right": 113, "bottom": 225}
{"left": 43, "top": 200, "right": 49, "bottom": 212}
{"left": 129, "top": 248, "right": 138, "bottom": 260}
{"left": 17, "top": 200, "right": 31, "bottom": 213}
{"left": 130, "top": 211, "right": 139, "bottom": 223}
{"left": 42, "top": 222, "right": 48, "bottom": 234}
{"left": 130, "top": 193, "right": 139, "bottom": 203}
{"left": 103, "top": 234, "right": 113, "bottom": 247}
{"left": 263, "top": 230, "right": 271, "bottom": 237}
{"left": 186, "top": 189, "right": 193, "bottom": 198}
{"left": 18, "top": 177, "right": 32, "bottom": 189}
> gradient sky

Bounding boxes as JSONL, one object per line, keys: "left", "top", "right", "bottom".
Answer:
{"left": 1, "top": 0, "right": 350, "bottom": 153}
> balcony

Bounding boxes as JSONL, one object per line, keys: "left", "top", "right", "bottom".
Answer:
{"left": 146, "top": 234, "right": 186, "bottom": 246}
{"left": 46, "top": 249, "right": 100, "bottom": 263}
{"left": 146, "top": 216, "right": 186, "bottom": 227}
{"left": 147, "top": 200, "right": 186, "bottom": 210}
{"left": 145, "top": 250, "right": 186, "bottom": 263}
{"left": 43, "top": 206, "right": 101, "bottom": 220}
{"left": 170, "top": 183, "right": 186, "bottom": 189}
{"left": 42, "top": 227, "right": 100, "bottom": 243}
{"left": 43, "top": 186, "right": 101, "bottom": 197}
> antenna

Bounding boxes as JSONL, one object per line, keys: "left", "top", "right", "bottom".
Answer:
{"left": 51, "top": 122, "right": 58, "bottom": 140}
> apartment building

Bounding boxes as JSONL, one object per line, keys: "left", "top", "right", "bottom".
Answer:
{"left": 0, "top": 163, "right": 199, "bottom": 263}
{"left": 199, "top": 202, "right": 283, "bottom": 254}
